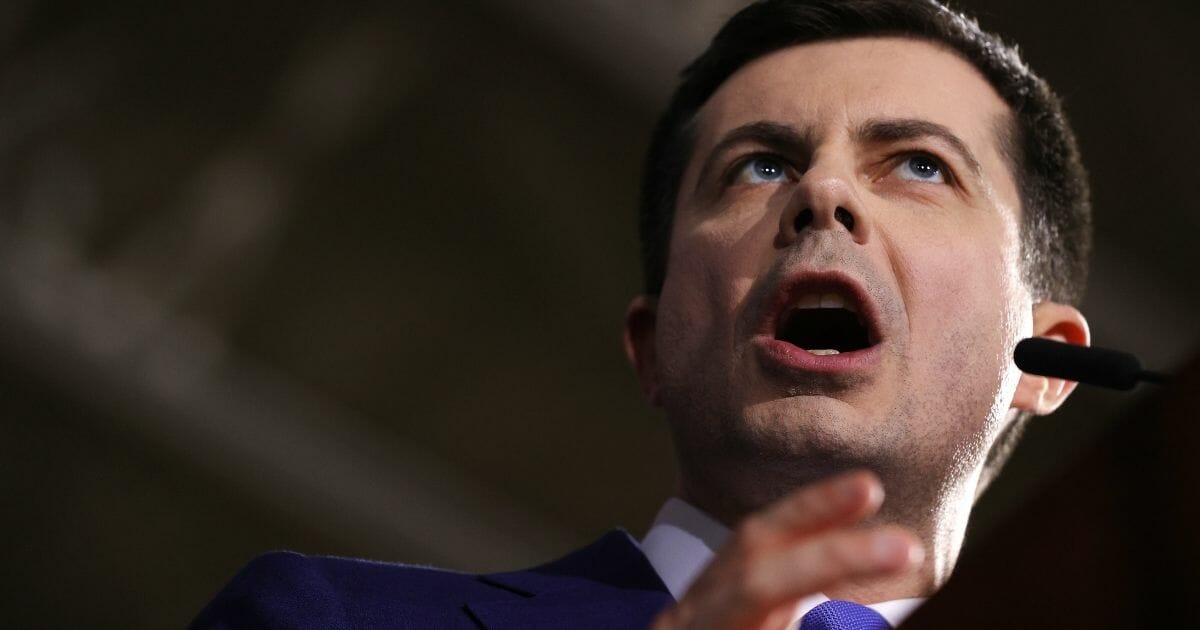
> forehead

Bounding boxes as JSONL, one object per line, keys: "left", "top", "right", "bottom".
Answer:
{"left": 694, "top": 36, "right": 1013, "bottom": 171}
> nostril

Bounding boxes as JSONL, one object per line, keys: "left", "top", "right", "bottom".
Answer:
{"left": 794, "top": 208, "right": 813, "bottom": 232}
{"left": 835, "top": 207, "right": 854, "bottom": 231}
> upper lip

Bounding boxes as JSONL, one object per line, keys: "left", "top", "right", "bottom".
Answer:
{"left": 756, "top": 270, "right": 885, "bottom": 347}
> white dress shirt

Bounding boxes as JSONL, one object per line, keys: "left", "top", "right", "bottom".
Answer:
{"left": 640, "top": 498, "right": 925, "bottom": 627}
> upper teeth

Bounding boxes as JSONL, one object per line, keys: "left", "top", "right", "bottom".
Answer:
{"left": 795, "top": 292, "right": 856, "bottom": 313}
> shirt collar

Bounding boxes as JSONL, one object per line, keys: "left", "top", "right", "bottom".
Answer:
{"left": 639, "top": 497, "right": 726, "bottom": 600}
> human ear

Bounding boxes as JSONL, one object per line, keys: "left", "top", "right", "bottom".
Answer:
{"left": 623, "top": 295, "right": 661, "bottom": 405}
{"left": 1010, "top": 302, "right": 1091, "bottom": 415}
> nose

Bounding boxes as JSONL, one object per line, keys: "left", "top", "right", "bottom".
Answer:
{"left": 776, "top": 163, "right": 871, "bottom": 247}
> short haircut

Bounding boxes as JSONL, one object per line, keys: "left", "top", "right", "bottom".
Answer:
{"left": 636, "top": 0, "right": 1093, "bottom": 488}
{"left": 637, "top": 0, "right": 1091, "bottom": 307}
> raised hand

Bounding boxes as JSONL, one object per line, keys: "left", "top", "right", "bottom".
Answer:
{"left": 651, "top": 471, "right": 923, "bottom": 630}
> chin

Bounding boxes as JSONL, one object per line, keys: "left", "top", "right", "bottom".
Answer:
{"left": 731, "top": 396, "right": 885, "bottom": 462}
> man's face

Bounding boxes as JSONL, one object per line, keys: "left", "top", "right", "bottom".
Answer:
{"left": 639, "top": 37, "right": 1036, "bottom": 514}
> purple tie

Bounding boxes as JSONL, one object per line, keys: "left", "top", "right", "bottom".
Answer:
{"left": 799, "top": 600, "right": 892, "bottom": 630}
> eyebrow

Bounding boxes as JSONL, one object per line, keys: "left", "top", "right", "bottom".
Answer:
{"left": 855, "top": 117, "right": 983, "bottom": 180}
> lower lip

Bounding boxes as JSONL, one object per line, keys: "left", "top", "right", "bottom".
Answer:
{"left": 752, "top": 336, "right": 883, "bottom": 375}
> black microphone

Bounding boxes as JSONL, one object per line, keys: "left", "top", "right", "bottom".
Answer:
{"left": 1013, "top": 337, "right": 1168, "bottom": 390}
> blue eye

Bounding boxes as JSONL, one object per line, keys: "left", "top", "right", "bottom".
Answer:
{"left": 738, "top": 156, "right": 788, "bottom": 184}
{"left": 896, "top": 154, "right": 946, "bottom": 183}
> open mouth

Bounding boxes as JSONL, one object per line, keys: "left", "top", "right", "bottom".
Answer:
{"left": 754, "top": 272, "right": 884, "bottom": 375}
{"left": 770, "top": 280, "right": 880, "bottom": 356}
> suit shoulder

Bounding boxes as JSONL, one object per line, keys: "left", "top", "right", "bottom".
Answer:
{"left": 189, "top": 551, "right": 492, "bottom": 629}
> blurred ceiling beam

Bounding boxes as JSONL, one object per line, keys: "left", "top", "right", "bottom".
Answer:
{"left": 479, "top": 0, "right": 747, "bottom": 106}
{"left": 0, "top": 225, "right": 574, "bottom": 571}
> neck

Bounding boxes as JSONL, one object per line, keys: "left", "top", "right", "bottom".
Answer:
{"left": 677, "top": 459, "right": 982, "bottom": 600}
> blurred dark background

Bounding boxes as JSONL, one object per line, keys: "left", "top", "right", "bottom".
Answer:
{"left": 0, "top": 1, "right": 1196, "bottom": 627}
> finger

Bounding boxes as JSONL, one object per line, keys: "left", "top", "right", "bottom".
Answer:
{"left": 748, "top": 470, "right": 884, "bottom": 542}
{"left": 745, "top": 525, "right": 924, "bottom": 608}
{"left": 658, "top": 526, "right": 922, "bottom": 630}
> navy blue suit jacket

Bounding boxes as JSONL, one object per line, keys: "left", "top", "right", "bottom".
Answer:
{"left": 190, "top": 529, "right": 674, "bottom": 629}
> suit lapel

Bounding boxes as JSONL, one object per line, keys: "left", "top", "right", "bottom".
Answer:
{"left": 464, "top": 529, "right": 674, "bottom": 630}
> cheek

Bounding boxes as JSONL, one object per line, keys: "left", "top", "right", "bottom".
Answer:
{"left": 917, "top": 244, "right": 1005, "bottom": 324}
{"left": 655, "top": 217, "right": 773, "bottom": 363}
{"left": 666, "top": 207, "right": 776, "bottom": 303}
{"left": 894, "top": 216, "right": 1028, "bottom": 428}
{"left": 897, "top": 212, "right": 1025, "bottom": 344}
